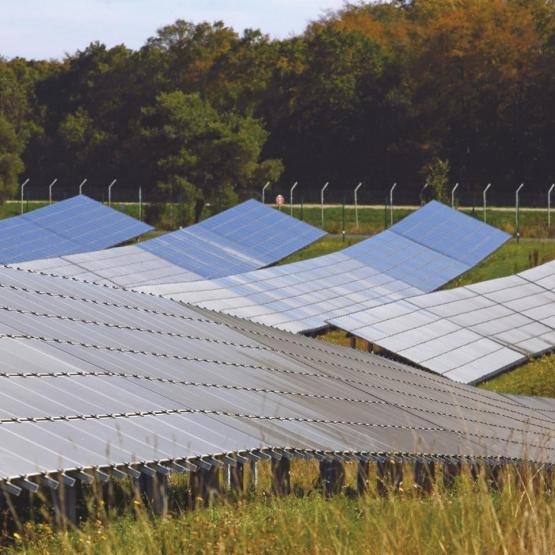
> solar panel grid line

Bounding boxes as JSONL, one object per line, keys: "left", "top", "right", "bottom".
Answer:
{"left": 4, "top": 369, "right": 552, "bottom": 436}
{"left": 0, "top": 264, "right": 552, "bottom": 416}
{"left": 0, "top": 272, "right": 524, "bottom": 410}
{"left": 0, "top": 385, "right": 552, "bottom": 457}
{"left": 14, "top": 199, "right": 325, "bottom": 287}
{"left": 1, "top": 330, "right": 552, "bottom": 434}
{"left": 213, "top": 309, "right": 552, "bottom": 422}
{"left": 22, "top": 195, "right": 152, "bottom": 249}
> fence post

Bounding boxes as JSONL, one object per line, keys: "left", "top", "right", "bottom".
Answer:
{"left": 483, "top": 183, "right": 492, "bottom": 223}
{"left": 321, "top": 182, "right": 329, "bottom": 227}
{"left": 389, "top": 182, "right": 397, "bottom": 227}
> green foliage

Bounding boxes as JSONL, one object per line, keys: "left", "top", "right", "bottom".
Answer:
{"left": 423, "top": 158, "right": 450, "bottom": 203}
{"left": 7, "top": 1, "right": 555, "bottom": 202}
{"left": 142, "top": 90, "right": 282, "bottom": 226}
{"left": 0, "top": 115, "right": 23, "bottom": 203}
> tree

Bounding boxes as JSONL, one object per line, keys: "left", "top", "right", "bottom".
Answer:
{"left": 0, "top": 115, "right": 23, "bottom": 203}
{"left": 142, "top": 91, "right": 282, "bottom": 226}
{"left": 423, "top": 158, "right": 450, "bottom": 203}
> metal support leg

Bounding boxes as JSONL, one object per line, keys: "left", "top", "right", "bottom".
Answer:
{"left": 50, "top": 484, "right": 77, "bottom": 527}
{"left": 414, "top": 461, "right": 435, "bottom": 494}
{"left": 229, "top": 462, "right": 244, "bottom": 493}
{"left": 357, "top": 461, "right": 370, "bottom": 495}
{"left": 442, "top": 462, "right": 461, "bottom": 489}
{"left": 485, "top": 465, "right": 502, "bottom": 491}
{"left": 190, "top": 467, "right": 220, "bottom": 508}
{"left": 319, "top": 460, "right": 345, "bottom": 496}
{"left": 350, "top": 335, "right": 356, "bottom": 349}
{"left": 248, "top": 460, "right": 258, "bottom": 492}
{"left": 272, "top": 458, "right": 291, "bottom": 496}
{"left": 141, "top": 474, "right": 168, "bottom": 516}
{"left": 377, "top": 460, "right": 402, "bottom": 497}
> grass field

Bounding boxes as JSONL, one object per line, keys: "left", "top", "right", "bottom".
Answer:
{"left": 7, "top": 463, "right": 555, "bottom": 555}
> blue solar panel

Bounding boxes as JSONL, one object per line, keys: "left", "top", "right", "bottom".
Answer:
{"left": 138, "top": 199, "right": 325, "bottom": 278}
{"left": 388, "top": 200, "right": 510, "bottom": 266}
{"left": 142, "top": 201, "right": 511, "bottom": 334}
{"left": 0, "top": 195, "right": 152, "bottom": 263}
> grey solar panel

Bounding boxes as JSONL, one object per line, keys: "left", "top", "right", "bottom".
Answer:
{"left": 331, "top": 258, "right": 555, "bottom": 384}
{"left": 0, "top": 265, "right": 554, "bottom": 490}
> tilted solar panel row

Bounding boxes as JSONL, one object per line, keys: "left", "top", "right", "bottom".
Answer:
{"left": 14, "top": 199, "right": 325, "bottom": 288}
{"left": 0, "top": 265, "right": 553, "bottom": 489}
{"left": 330, "top": 259, "right": 555, "bottom": 384}
{"left": 139, "top": 202, "right": 510, "bottom": 333}
{"left": 0, "top": 195, "right": 153, "bottom": 263}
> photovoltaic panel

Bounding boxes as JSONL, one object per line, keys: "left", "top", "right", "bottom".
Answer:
{"left": 0, "top": 265, "right": 553, "bottom": 488}
{"left": 138, "top": 199, "right": 325, "bottom": 275}
{"left": 0, "top": 195, "right": 152, "bottom": 263}
{"left": 330, "top": 259, "right": 555, "bottom": 384}
{"left": 14, "top": 199, "right": 325, "bottom": 288}
{"left": 140, "top": 202, "right": 509, "bottom": 333}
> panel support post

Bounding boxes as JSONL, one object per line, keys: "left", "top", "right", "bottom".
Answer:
{"left": 485, "top": 464, "right": 503, "bottom": 491}
{"left": 319, "top": 460, "right": 345, "bottom": 496}
{"left": 271, "top": 458, "right": 291, "bottom": 496}
{"left": 141, "top": 473, "right": 168, "bottom": 516}
{"left": 248, "top": 460, "right": 258, "bottom": 492}
{"left": 50, "top": 483, "right": 77, "bottom": 527}
{"left": 357, "top": 460, "right": 370, "bottom": 495}
{"left": 442, "top": 461, "right": 461, "bottom": 489}
{"left": 229, "top": 462, "right": 244, "bottom": 493}
{"left": 190, "top": 467, "right": 221, "bottom": 508}
{"left": 350, "top": 335, "right": 356, "bottom": 349}
{"left": 414, "top": 461, "right": 435, "bottom": 494}
{"left": 376, "top": 460, "right": 402, "bottom": 497}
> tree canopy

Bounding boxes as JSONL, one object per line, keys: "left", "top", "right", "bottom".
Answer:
{"left": 3, "top": 0, "right": 555, "bottom": 213}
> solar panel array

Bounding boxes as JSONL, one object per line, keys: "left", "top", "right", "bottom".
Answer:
{"left": 330, "top": 260, "right": 555, "bottom": 384}
{"left": 0, "top": 195, "right": 152, "bottom": 263}
{"left": 140, "top": 202, "right": 510, "bottom": 333}
{"left": 0, "top": 265, "right": 554, "bottom": 488}
{"left": 15, "top": 199, "right": 325, "bottom": 288}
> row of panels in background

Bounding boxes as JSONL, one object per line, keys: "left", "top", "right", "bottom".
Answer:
{"left": 0, "top": 264, "right": 554, "bottom": 487}
{"left": 0, "top": 195, "right": 153, "bottom": 262}
{"left": 331, "top": 260, "right": 555, "bottom": 384}
{"left": 138, "top": 202, "right": 510, "bottom": 334}
{"left": 5, "top": 198, "right": 325, "bottom": 285}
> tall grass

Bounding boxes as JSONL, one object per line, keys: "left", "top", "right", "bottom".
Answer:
{"left": 4, "top": 461, "right": 555, "bottom": 554}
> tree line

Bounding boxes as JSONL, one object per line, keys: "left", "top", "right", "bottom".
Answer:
{"left": 2, "top": 0, "right": 555, "bottom": 225}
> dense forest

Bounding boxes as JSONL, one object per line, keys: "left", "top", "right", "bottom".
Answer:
{"left": 2, "top": 0, "right": 555, "bottom": 222}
